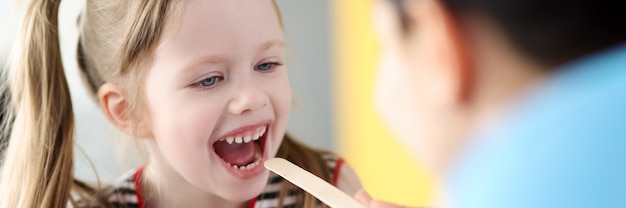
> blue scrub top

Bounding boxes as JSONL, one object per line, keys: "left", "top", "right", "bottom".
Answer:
{"left": 445, "top": 44, "right": 626, "bottom": 208}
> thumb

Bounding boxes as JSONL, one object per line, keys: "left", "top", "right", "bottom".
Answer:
{"left": 354, "top": 189, "right": 373, "bottom": 205}
{"left": 370, "top": 199, "right": 410, "bottom": 208}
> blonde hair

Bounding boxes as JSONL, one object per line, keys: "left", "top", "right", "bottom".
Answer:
{"left": 0, "top": 0, "right": 75, "bottom": 206}
{"left": 0, "top": 0, "right": 333, "bottom": 207}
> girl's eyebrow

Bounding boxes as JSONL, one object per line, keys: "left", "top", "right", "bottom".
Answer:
{"left": 181, "top": 55, "right": 229, "bottom": 73}
{"left": 181, "top": 39, "right": 285, "bottom": 73}
{"left": 260, "top": 39, "right": 286, "bottom": 52}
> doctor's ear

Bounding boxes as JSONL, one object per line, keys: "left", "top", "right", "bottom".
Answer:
{"left": 402, "top": 0, "right": 474, "bottom": 106}
{"left": 98, "top": 83, "right": 152, "bottom": 138}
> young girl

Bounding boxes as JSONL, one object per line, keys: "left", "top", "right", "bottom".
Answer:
{"left": 0, "top": 0, "right": 361, "bottom": 207}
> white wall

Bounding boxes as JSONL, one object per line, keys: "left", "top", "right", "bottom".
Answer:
{"left": 0, "top": 1, "right": 17, "bottom": 60}
{"left": 0, "top": 0, "right": 334, "bottom": 183}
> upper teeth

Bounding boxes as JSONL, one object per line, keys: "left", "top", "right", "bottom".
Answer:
{"left": 222, "top": 126, "right": 267, "bottom": 144}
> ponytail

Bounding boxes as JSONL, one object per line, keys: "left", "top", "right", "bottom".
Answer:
{"left": 0, "top": 0, "right": 76, "bottom": 207}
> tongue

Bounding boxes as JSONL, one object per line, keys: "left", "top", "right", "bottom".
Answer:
{"left": 213, "top": 141, "right": 258, "bottom": 166}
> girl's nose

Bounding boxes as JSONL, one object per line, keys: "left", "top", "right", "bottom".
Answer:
{"left": 228, "top": 80, "right": 268, "bottom": 115}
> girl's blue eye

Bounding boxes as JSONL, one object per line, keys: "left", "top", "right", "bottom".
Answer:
{"left": 256, "top": 62, "right": 278, "bottom": 71}
{"left": 197, "top": 76, "right": 223, "bottom": 88}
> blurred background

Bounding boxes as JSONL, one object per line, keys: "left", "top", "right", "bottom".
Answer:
{"left": 0, "top": 0, "right": 433, "bottom": 206}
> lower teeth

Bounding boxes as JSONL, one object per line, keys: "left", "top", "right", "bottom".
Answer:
{"left": 227, "top": 151, "right": 262, "bottom": 171}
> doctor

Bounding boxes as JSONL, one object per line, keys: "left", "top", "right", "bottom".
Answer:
{"left": 356, "top": 0, "right": 626, "bottom": 207}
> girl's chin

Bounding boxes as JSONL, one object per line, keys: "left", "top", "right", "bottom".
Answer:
{"left": 218, "top": 171, "right": 271, "bottom": 202}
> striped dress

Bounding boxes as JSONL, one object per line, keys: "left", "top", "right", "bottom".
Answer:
{"left": 90, "top": 154, "right": 344, "bottom": 208}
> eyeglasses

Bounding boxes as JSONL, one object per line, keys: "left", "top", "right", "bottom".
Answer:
{"left": 388, "top": 0, "right": 411, "bottom": 32}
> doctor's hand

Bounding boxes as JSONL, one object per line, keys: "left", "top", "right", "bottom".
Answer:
{"left": 354, "top": 189, "right": 420, "bottom": 208}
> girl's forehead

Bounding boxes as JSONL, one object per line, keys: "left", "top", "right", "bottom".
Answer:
{"left": 170, "top": 0, "right": 281, "bottom": 43}
{"left": 154, "top": 0, "right": 283, "bottom": 67}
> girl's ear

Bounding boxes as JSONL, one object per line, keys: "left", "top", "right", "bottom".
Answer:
{"left": 404, "top": 0, "right": 474, "bottom": 106}
{"left": 98, "top": 83, "right": 152, "bottom": 138}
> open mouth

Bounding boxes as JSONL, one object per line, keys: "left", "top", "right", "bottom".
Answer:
{"left": 212, "top": 125, "right": 267, "bottom": 171}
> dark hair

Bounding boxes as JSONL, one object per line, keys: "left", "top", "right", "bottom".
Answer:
{"left": 0, "top": 72, "right": 11, "bottom": 159}
{"left": 392, "top": 0, "right": 626, "bottom": 67}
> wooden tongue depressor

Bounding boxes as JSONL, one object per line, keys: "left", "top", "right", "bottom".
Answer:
{"left": 264, "top": 158, "right": 366, "bottom": 208}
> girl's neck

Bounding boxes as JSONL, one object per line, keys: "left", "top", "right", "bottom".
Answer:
{"left": 141, "top": 159, "right": 249, "bottom": 208}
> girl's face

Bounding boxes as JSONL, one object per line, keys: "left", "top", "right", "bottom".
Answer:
{"left": 142, "top": 0, "right": 289, "bottom": 201}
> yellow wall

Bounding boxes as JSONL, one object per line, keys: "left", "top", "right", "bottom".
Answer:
{"left": 332, "top": 1, "right": 435, "bottom": 206}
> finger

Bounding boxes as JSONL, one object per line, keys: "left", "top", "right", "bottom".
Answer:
{"left": 353, "top": 189, "right": 373, "bottom": 205}
{"left": 370, "top": 199, "right": 411, "bottom": 208}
